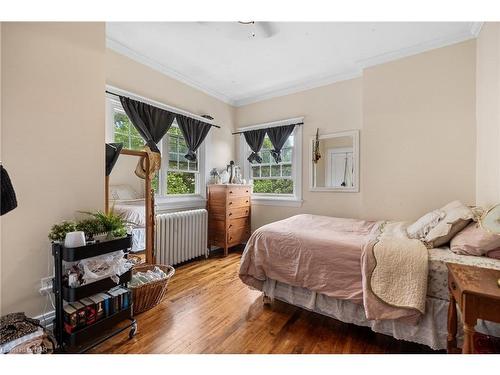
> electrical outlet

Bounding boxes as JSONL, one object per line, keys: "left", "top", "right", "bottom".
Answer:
{"left": 39, "top": 276, "right": 53, "bottom": 295}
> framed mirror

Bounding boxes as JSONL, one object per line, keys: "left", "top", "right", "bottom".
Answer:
{"left": 309, "top": 130, "right": 359, "bottom": 192}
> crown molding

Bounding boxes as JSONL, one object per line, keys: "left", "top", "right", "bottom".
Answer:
{"left": 106, "top": 37, "right": 236, "bottom": 106}
{"left": 470, "top": 22, "right": 484, "bottom": 37}
{"left": 107, "top": 24, "right": 482, "bottom": 109}
{"left": 232, "top": 69, "right": 362, "bottom": 107}
{"left": 356, "top": 29, "right": 477, "bottom": 70}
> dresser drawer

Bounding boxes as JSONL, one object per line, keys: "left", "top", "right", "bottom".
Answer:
{"left": 228, "top": 227, "right": 250, "bottom": 245}
{"left": 228, "top": 196, "right": 250, "bottom": 208}
{"left": 228, "top": 206, "right": 250, "bottom": 219}
{"left": 227, "top": 185, "right": 251, "bottom": 197}
{"left": 228, "top": 217, "right": 250, "bottom": 230}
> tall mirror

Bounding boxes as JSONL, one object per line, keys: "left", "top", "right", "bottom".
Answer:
{"left": 310, "top": 130, "right": 359, "bottom": 192}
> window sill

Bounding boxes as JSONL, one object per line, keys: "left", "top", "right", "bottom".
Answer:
{"left": 155, "top": 195, "right": 206, "bottom": 212}
{"left": 251, "top": 196, "right": 303, "bottom": 207}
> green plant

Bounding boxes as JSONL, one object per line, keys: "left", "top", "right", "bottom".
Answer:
{"left": 79, "top": 209, "right": 127, "bottom": 239}
{"left": 75, "top": 218, "right": 105, "bottom": 239}
{"left": 48, "top": 221, "right": 76, "bottom": 242}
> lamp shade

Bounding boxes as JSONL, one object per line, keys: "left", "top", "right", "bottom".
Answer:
{"left": 480, "top": 204, "right": 500, "bottom": 234}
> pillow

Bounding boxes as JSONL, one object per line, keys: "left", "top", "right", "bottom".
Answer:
{"left": 486, "top": 248, "right": 500, "bottom": 260}
{"left": 450, "top": 222, "right": 500, "bottom": 256}
{"left": 424, "top": 200, "right": 474, "bottom": 247}
{"left": 110, "top": 184, "right": 139, "bottom": 200}
{"left": 406, "top": 209, "right": 445, "bottom": 240}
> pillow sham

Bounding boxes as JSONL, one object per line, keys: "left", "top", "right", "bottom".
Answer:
{"left": 406, "top": 209, "right": 445, "bottom": 240}
{"left": 110, "top": 184, "right": 139, "bottom": 200}
{"left": 424, "top": 200, "right": 474, "bottom": 247}
{"left": 450, "top": 222, "right": 500, "bottom": 256}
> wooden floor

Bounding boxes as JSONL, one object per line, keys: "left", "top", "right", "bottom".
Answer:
{"left": 92, "top": 250, "right": 439, "bottom": 354}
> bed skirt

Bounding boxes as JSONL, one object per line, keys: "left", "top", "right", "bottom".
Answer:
{"left": 261, "top": 278, "right": 500, "bottom": 351}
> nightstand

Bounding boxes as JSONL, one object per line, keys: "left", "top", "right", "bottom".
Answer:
{"left": 446, "top": 263, "right": 500, "bottom": 354}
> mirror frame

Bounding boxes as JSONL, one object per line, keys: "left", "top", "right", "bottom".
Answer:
{"left": 309, "top": 129, "right": 360, "bottom": 193}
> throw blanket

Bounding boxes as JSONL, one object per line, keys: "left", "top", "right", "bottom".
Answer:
{"left": 239, "top": 215, "right": 429, "bottom": 322}
{"left": 361, "top": 221, "right": 429, "bottom": 322}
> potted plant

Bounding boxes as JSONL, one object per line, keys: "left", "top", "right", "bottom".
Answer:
{"left": 79, "top": 210, "right": 128, "bottom": 240}
{"left": 48, "top": 221, "right": 77, "bottom": 243}
{"left": 75, "top": 218, "right": 105, "bottom": 241}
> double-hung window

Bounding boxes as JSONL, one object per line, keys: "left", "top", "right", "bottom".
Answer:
{"left": 106, "top": 94, "right": 206, "bottom": 202}
{"left": 239, "top": 118, "right": 303, "bottom": 207}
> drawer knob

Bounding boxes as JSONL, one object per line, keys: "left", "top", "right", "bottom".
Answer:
{"left": 229, "top": 191, "right": 233, "bottom": 194}
{"left": 245, "top": 200, "right": 249, "bottom": 203}
{"left": 229, "top": 202, "right": 232, "bottom": 205}
{"left": 450, "top": 281, "right": 457, "bottom": 290}
{"left": 229, "top": 213, "right": 232, "bottom": 216}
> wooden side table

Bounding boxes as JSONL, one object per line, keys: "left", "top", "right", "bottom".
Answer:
{"left": 447, "top": 263, "right": 500, "bottom": 354}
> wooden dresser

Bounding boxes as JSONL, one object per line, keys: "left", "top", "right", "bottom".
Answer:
{"left": 207, "top": 184, "right": 252, "bottom": 256}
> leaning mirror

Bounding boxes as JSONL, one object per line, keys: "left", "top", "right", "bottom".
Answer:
{"left": 310, "top": 130, "right": 359, "bottom": 192}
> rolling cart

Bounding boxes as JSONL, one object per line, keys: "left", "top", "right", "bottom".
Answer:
{"left": 51, "top": 235, "right": 137, "bottom": 353}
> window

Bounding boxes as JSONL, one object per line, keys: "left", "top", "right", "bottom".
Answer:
{"left": 106, "top": 96, "right": 206, "bottom": 199}
{"left": 250, "top": 135, "right": 294, "bottom": 195}
{"left": 240, "top": 120, "right": 303, "bottom": 207}
{"left": 164, "top": 125, "right": 198, "bottom": 195}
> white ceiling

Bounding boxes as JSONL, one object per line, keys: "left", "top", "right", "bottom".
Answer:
{"left": 106, "top": 22, "right": 481, "bottom": 106}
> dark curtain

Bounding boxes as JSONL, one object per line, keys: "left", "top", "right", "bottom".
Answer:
{"left": 119, "top": 96, "right": 176, "bottom": 153}
{"left": 266, "top": 124, "right": 296, "bottom": 163}
{"left": 105, "top": 143, "right": 123, "bottom": 176}
{"left": 1, "top": 165, "right": 17, "bottom": 216}
{"left": 176, "top": 114, "right": 212, "bottom": 162}
{"left": 243, "top": 129, "right": 267, "bottom": 164}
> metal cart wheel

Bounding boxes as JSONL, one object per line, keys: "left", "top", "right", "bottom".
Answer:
{"left": 129, "top": 322, "right": 137, "bottom": 339}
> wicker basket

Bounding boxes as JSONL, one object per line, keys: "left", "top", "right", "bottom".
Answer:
{"left": 130, "top": 264, "right": 175, "bottom": 314}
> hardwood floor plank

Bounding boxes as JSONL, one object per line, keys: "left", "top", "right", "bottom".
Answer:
{"left": 91, "top": 251, "right": 439, "bottom": 354}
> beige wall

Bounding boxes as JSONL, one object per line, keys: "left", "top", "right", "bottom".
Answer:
{"left": 106, "top": 49, "right": 236, "bottom": 177}
{"left": 1, "top": 23, "right": 106, "bottom": 316}
{"left": 362, "top": 40, "right": 476, "bottom": 220}
{"left": 237, "top": 40, "right": 476, "bottom": 229}
{"left": 476, "top": 23, "right": 500, "bottom": 207}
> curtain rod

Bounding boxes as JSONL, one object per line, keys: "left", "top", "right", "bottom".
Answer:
{"left": 105, "top": 90, "right": 221, "bottom": 129}
{"left": 231, "top": 122, "right": 304, "bottom": 135}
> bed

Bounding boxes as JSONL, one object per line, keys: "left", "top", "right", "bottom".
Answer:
{"left": 110, "top": 185, "right": 149, "bottom": 253}
{"left": 239, "top": 214, "right": 500, "bottom": 350}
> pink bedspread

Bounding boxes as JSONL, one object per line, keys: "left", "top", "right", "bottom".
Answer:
{"left": 239, "top": 214, "right": 382, "bottom": 303}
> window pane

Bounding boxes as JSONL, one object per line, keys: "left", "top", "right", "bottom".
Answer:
{"left": 260, "top": 165, "right": 270, "bottom": 177}
{"left": 178, "top": 142, "right": 188, "bottom": 154}
{"left": 253, "top": 179, "right": 293, "bottom": 194}
{"left": 168, "top": 152, "right": 178, "bottom": 169}
{"left": 178, "top": 159, "right": 189, "bottom": 171}
{"left": 114, "top": 131, "right": 129, "bottom": 147}
{"left": 262, "top": 137, "right": 273, "bottom": 149}
{"left": 168, "top": 137, "right": 178, "bottom": 153}
{"left": 261, "top": 150, "right": 270, "bottom": 164}
{"left": 166, "top": 171, "right": 195, "bottom": 195}
{"left": 271, "top": 164, "right": 281, "bottom": 177}
{"left": 282, "top": 164, "right": 292, "bottom": 177}
{"left": 251, "top": 166, "right": 260, "bottom": 178}
{"left": 282, "top": 148, "right": 292, "bottom": 163}
{"left": 114, "top": 113, "right": 130, "bottom": 132}
{"left": 188, "top": 161, "right": 198, "bottom": 172}
{"left": 130, "top": 136, "right": 144, "bottom": 150}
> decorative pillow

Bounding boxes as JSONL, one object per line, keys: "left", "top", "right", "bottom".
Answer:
{"left": 424, "top": 200, "right": 474, "bottom": 247}
{"left": 109, "top": 184, "right": 139, "bottom": 200}
{"left": 406, "top": 209, "right": 445, "bottom": 240}
{"left": 450, "top": 222, "right": 500, "bottom": 256}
